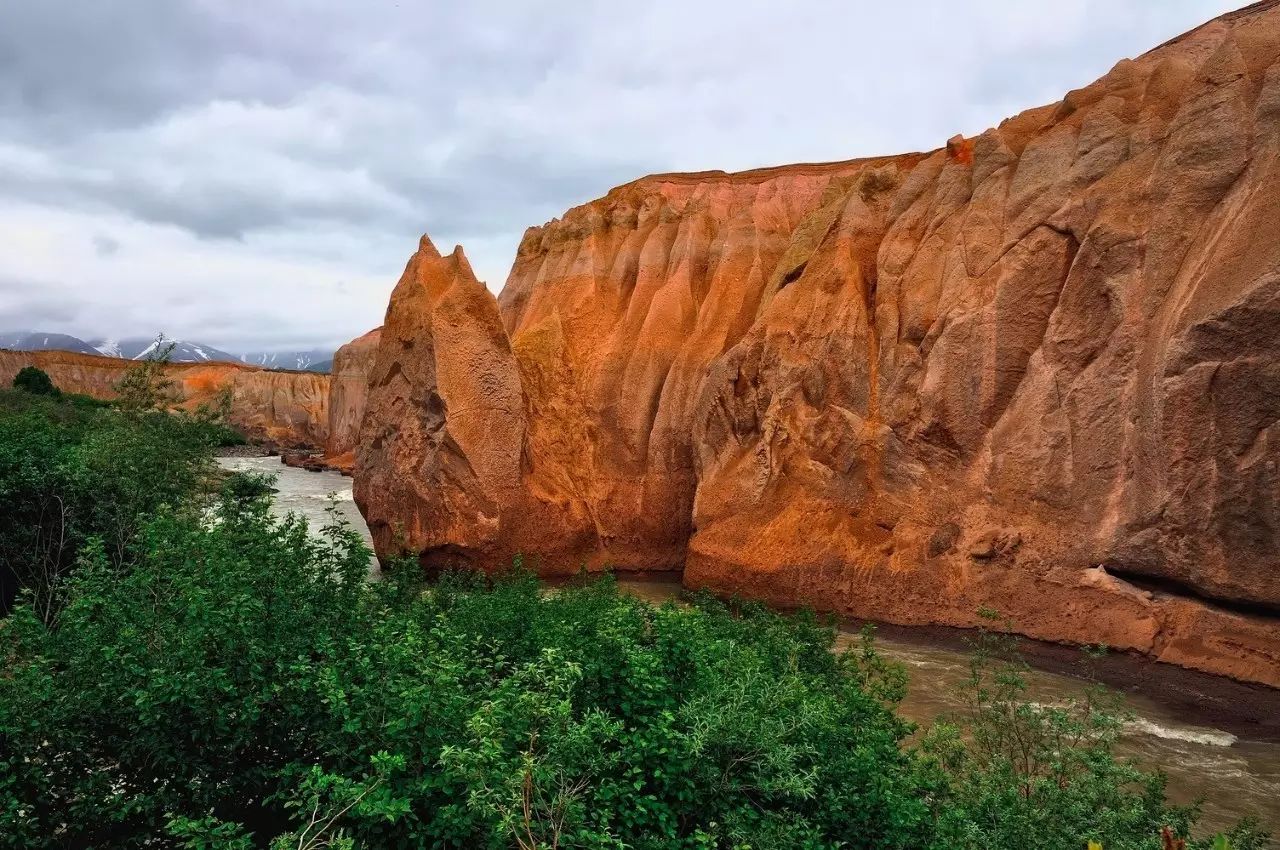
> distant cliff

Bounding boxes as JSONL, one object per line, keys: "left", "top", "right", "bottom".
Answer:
{"left": 324, "top": 327, "right": 381, "bottom": 470}
{"left": 0, "top": 349, "right": 330, "bottom": 448}
{"left": 356, "top": 2, "right": 1280, "bottom": 686}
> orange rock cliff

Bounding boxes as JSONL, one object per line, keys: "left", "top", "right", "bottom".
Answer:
{"left": 355, "top": 3, "right": 1280, "bottom": 686}
{"left": 324, "top": 327, "right": 382, "bottom": 470}
{"left": 0, "top": 349, "right": 330, "bottom": 448}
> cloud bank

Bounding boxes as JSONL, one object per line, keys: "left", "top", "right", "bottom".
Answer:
{"left": 0, "top": 0, "right": 1238, "bottom": 351}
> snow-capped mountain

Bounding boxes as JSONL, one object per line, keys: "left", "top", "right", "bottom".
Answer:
{"left": 1, "top": 330, "right": 101, "bottom": 355}
{"left": 240, "top": 348, "right": 333, "bottom": 372}
{"left": 4, "top": 330, "right": 333, "bottom": 371}
{"left": 94, "top": 337, "right": 241, "bottom": 364}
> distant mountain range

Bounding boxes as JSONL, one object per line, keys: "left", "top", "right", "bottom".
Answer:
{"left": 0, "top": 331, "right": 102, "bottom": 356}
{"left": 90, "top": 337, "right": 242, "bottom": 364}
{"left": 0, "top": 330, "right": 334, "bottom": 373}
{"left": 239, "top": 349, "right": 332, "bottom": 371}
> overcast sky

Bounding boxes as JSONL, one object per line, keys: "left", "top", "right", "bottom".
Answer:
{"left": 0, "top": 0, "right": 1239, "bottom": 353}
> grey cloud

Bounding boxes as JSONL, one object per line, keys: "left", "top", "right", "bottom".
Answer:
{"left": 0, "top": 276, "right": 84, "bottom": 327}
{"left": 2, "top": 97, "right": 648, "bottom": 246}
{"left": 0, "top": 0, "right": 686, "bottom": 254}
{"left": 0, "top": 0, "right": 1243, "bottom": 351}
{"left": 92, "top": 234, "right": 120, "bottom": 256}
{"left": 0, "top": 3, "right": 238, "bottom": 135}
{"left": 0, "top": 1, "right": 562, "bottom": 142}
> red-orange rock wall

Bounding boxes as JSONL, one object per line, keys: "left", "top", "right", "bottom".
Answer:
{"left": 0, "top": 349, "right": 330, "bottom": 448}
{"left": 324, "top": 327, "right": 381, "bottom": 470}
{"left": 356, "top": 2, "right": 1280, "bottom": 686}
{"left": 355, "top": 238, "right": 539, "bottom": 565}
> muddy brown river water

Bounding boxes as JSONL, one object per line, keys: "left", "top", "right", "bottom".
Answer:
{"left": 219, "top": 456, "right": 1280, "bottom": 839}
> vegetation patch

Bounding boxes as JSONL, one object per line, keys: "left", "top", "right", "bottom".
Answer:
{"left": 0, "top": 386, "right": 1268, "bottom": 849}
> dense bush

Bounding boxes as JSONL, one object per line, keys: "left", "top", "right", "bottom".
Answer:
{"left": 0, "top": 501, "right": 1265, "bottom": 848}
{"left": 0, "top": 392, "right": 1266, "bottom": 849}
{"left": 11, "top": 365, "right": 58, "bottom": 396}
{"left": 0, "top": 387, "right": 220, "bottom": 617}
{"left": 0, "top": 490, "right": 934, "bottom": 848}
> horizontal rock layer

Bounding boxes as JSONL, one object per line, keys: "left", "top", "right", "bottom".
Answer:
{"left": 356, "top": 2, "right": 1280, "bottom": 687}
{"left": 0, "top": 349, "right": 330, "bottom": 448}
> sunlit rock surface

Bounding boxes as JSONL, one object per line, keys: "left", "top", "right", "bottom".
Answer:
{"left": 356, "top": 2, "right": 1280, "bottom": 686}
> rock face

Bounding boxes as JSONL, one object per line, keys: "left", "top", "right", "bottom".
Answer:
{"left": 324, "top": 327, "right": 382, "bottom": 470}
{"left": 0, "top": 349, "right": 330, "bottom": 447}
{"left": 356, "top": 239, "right": 541, "bottom": 567}
{"left": 356, "top": 2, "right": 1280, "bottom": 686}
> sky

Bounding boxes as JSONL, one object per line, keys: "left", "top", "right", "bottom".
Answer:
{"left": 0, "top": 0, "right": 1241, "bottom": 354}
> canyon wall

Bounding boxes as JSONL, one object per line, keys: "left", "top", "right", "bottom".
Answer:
{"left": 356, "top": 2, "right": 1280, "bottom": 686}
{"left": 0, "top": 349, "right": 330, "bottom": 447}
{"left": 323, "top": 327, "right": 382, "bottom": 470}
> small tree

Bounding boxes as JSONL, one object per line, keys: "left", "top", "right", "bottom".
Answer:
{"left": 12, "top": 366, "right": 59, "bottom": 396}
{"left": 113, "top": 334, "right": 176, "bottom": 411}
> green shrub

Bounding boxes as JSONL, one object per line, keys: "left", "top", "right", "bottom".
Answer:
{"left": 11, "top": 365, "right": 58, "bottom": 396}
{"left": 209, "top": 423, "right": 250, "bottom": 446}
{"left": 0, "top": 385, "right": 1267, "bottom": 849}
{"left": 113, "top": 335, "right": 177, "bottom": 411}
{"left": 917, "top": 617, "right": 1267, "bottom": 850}
{"left": 0, "top": 484, "right": 1263, "bottom": 849}
{"left": 219, "top": 469, "right": 277, "bottom": 503}
{"left": 0, "top": 492, "right": 937, "bottom": 848}
{"left": 63, "top": 391, "right": 112, "bottom": 409}
{"left": 0, "top": 388, "right": 220, "bottom": 618}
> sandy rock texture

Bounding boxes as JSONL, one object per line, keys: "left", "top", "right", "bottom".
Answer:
{"left": 323, "top": 327, "right": 382, "bottom": 471}
{"left": 0, "top": 349, "right": 330, "bottom": 448}
{"left": 356, "top": 2, "right": 1280, "bottom": 686}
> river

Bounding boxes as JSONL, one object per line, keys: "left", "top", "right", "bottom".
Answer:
{"left": 218, "top": 455, "right": 374, "bottom": 551}
{"left": 218, "top": 455, "right": 1280, "bottom": 837}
